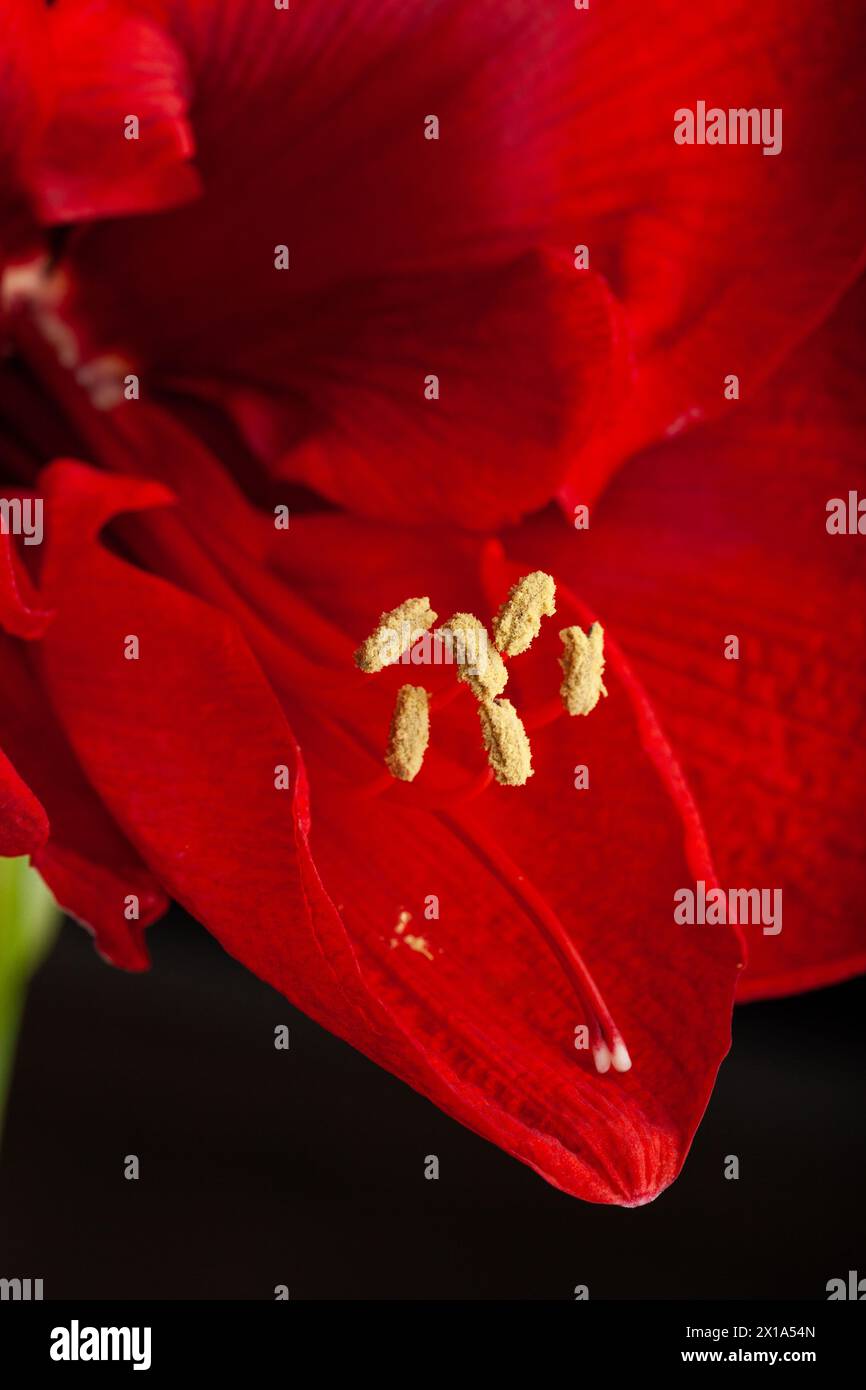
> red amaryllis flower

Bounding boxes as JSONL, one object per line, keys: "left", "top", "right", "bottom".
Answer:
{"left": 0, "top": 387, "right": 747, "bottom": 1205}
{"left": 1, "top": 0, "right": 865, "bottom": 1203}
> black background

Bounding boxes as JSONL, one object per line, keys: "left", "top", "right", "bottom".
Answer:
{"left": 1, "top": 910, "right": 863, "bottom": 1301}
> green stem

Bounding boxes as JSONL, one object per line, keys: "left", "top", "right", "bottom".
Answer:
{"left": 0, "top": 857, "right": 60, "bottom": 1144}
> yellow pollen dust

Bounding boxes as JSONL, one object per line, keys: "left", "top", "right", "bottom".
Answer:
{"left": 390, "top": 910, "right": 434, "bottom": 961}
{"left": 354, "top": 597, "right": 436, "bottom": 673}
{"left": 477, "top": 698, "right": 534, "bottom": 786}
{"left": 493, "top": 571, "right": 556, "bottom": 656}
{"left": 559, "top": 622, "right": 607, "bottom": 716}
{"left": 385, "top": 685, "right": 430, "bottom": 781}
{"left": 438, "top": 611, "right": 507, "bottom": 701}
{"left": 405, "top": 935, "right": 434, "bottom": 961}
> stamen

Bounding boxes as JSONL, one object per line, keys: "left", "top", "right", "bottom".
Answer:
{"left": 354, "top": 597, "right": 437, "bottom": 673}
{"left": 559, "top": 622, "right": 608, "bottom": 716}
{"left": 592, "top": 1041, "right": 612, "bottom": 1074}
{"left": 1, "top": 259, "right": 79, "bottom": 368}
{"left": 477, "top": 698, "right": 533, "bottom": 786}
{"left": 385, "top": 684, "right": 430, "bottom": 782}
{"left": 492, "top": 570, "right": 556, "bottom": 655}
{"left": 610, "top": 1038, "right": 633, "bottom": 1073}
{"left": 444, "top": 814, "right": 632, "bottom": 1078}
{"left": 439, "top": 611, "right": 507, "bottom": 701}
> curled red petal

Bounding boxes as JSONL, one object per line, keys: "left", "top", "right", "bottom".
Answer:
{"left": 0, "top": 743, "right": 49, "bottom": 858}
{"left": 561, "top": 0, "right": 866, "bottom": 502}
{"left": 0, "top": 523, "right": 54, "bottom": 638}
{"left": 33, "top": 460, "right": 380, "bottom": 1030}
{"left": 32, "top": 0, "right": 200, "bottom": 223}
{"left": 0, "top": 632, "right": 168, "bottom": 968}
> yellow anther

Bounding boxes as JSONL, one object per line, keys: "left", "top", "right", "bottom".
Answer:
{"left": 477, "top": 698, "right": 533, "bottom": 786}
{"left": 493, "top": 571, "right": 556, "bottom": 656}
{"left": 354, "top": 597, "right": 437, "bottom": 673}
{"left": 559, "top": 623, "right": 607, "bottom": 716}
{"left": 385, "top": 685, "right": 430, "bottom": 781}
{"left": 438, "top": 611, "right": 507, "bottom": 702}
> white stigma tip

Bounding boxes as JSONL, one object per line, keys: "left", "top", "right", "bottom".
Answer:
{"left": 592, "top": 1042, "right": 612, "bottom": 1075}
{"left": 611, "top": 1040, "right": 632, "bottom": 1073}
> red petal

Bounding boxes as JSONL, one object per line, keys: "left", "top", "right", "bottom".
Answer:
{"left": 529, "top": 276, "right": 866, "bottom": 1000}
{"left": 61, "top": 1, "right": 586, "bottom": 280}
{"left": 0, "top": 521, "right": 54, "bottom": 638}
{"left": 55, "top": 243, "right": 624, "bottom": 529}
{"left": 34, "top": 460, "right": 380, "bottom": 1033}
{"left": 0, "top": 743, "right": 48, "bottom": 857}
{"left": 254, "top": 256, "right": 624, "bottom": 528}
{"left": 0, "top": 633, "right": 167, "bottom": 968}
{"left": 32, "top": 0, "right": 200, "bottom": 223}
{"left": 561, "top": 0, "right": 866, "bottom": 503}
{"left": 0, "top": 0, "right": 47, "bottom": 259}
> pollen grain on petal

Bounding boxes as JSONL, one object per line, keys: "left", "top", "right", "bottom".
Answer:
{"left": 385, "top": 684, "right": 430, "bottom": 782}
{"left": 404, "top": 933, "right": 434, "bottom": 961}
{"left": 559, "top": 622, "right": 608, "bottom": 717}
{"left": 389, "top": 909, "right": 434, "bottom": 960}
{"left": 493, "top": 570, "right": 556, "bottom": 656}
{"left": 354, "top": 597, "right": 437, "bottom": 673}
{"left": 439, "top": 611, "right": 506, "bottom": 701}
{"left": 477, "top": 697, "right": 533, "bottom": 786}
